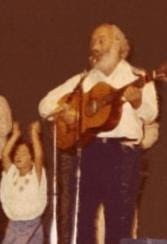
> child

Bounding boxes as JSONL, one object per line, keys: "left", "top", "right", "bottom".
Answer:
{"left": 0, "top": 121, "right": 47, "bottom": 244}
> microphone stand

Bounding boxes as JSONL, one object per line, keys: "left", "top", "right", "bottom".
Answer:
{"left": 49, "top": 70, "right": 88, "bottom": 244}
{"left": 50, "top": 123, "right": 58, "bottom": 244}
{"left": 71, "top": 71, "right": 88, "bottom": 244}
{"left": 71, "top": 146, "right": 82, "bottom": 244}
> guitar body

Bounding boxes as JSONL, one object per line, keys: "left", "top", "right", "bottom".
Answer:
{"left": 56, "top": 91, "right": 80, "bottom": 150}
{"left": 82, "top": 82, "right": 113, "bottom": 132}
{"left": 56, "top": 119, "right": 77, "bottom": 150}
{"left": 56, "top": 82, "right": 123, "bottom": 150}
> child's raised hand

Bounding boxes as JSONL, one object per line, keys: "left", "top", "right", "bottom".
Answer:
{"left": 13, "top": 122, "right": 21, "bottom": 137}
{"left": 31, "top": 121, "right": 41, "bottom": 134}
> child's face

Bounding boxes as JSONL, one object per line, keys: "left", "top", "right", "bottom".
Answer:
{"left": 14, "top": 144, "right": 32, "bottom": 170}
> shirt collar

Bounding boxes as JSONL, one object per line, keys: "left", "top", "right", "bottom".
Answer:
{"left": 91, "top": 60, "right": 138, "bottom": 89}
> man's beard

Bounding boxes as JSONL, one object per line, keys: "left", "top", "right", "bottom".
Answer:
{"left": 89, "top": 47, "right": 121, "bottom": 75}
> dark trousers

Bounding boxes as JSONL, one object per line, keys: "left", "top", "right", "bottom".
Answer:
{"left": 57, "top": 151, "right": 77, "bottom": 244}
{"left": 77, "top": 138, "right": 141, "bottom": 244}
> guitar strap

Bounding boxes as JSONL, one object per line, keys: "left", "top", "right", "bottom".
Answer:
{"left": 73, "top": 70, "right": 88, "bottom": 93}
{"left": 64, "top": 70, "right": 88, "bottom": 106}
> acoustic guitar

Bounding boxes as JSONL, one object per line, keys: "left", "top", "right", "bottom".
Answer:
{"left": 56, "top": 63, "right": 167, "bottom": 150}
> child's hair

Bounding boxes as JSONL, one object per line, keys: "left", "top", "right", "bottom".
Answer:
{"left": 11, "top": 138, "right": 34, "bottom": 162}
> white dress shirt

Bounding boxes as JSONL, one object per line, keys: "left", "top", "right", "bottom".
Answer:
{"left": 39, "top": 60, "right": 158, "bottom": 145}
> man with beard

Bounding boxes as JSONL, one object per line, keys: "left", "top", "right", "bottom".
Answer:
{"left": 39, "top": 24, "right": 158, "bottom": 244}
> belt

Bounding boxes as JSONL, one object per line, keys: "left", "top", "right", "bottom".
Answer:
{"left": 97, "top": 137, "right": 138, "bottom": 144}
{"left": 97, "top": 137, "right": 141, "bottom": 151}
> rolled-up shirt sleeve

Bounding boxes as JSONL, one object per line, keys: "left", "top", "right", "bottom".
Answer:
{"left": 38, "top": 73, "right": 82, "bottom": 119}
{"left": 136, "top": 81, "right": 158, "bottom": 124}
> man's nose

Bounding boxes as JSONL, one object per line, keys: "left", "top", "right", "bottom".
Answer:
{"left": 91, "top": 41, "right": 101, "bottom": 52}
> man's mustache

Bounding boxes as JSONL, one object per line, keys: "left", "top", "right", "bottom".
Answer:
{"left": 89, "top": 51, "right": 102, "bottom": 65}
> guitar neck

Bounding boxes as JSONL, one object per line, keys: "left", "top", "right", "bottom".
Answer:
{"left": 101, "top": 74, "right": 147, "bottom": 107}
{"left": 102, "top": 66, "right": 167, "bottom": 107}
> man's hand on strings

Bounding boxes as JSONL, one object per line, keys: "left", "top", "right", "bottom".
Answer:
{"left": 54, "top": 104, "right": 78, "bottom": 125}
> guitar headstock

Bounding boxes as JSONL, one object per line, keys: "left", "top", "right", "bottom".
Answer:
{"left": 153, "top": 62, "right": 167, "bottom": 82}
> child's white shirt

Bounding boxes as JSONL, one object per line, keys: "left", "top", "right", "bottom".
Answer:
{"left": 0, "top": 164, "right": 47, "bottom": 221}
